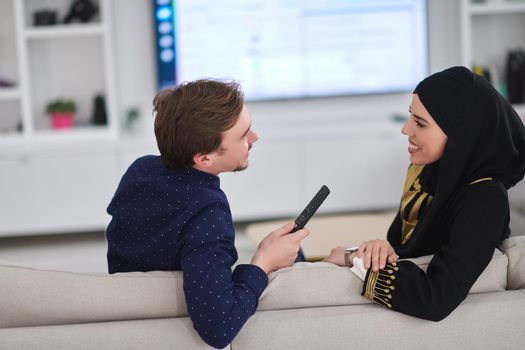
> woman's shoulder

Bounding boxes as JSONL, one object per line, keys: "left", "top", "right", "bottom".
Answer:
{"left": 454, "top": 179, "right": 508, "bottom": 209}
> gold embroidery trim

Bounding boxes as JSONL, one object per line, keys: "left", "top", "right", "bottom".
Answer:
{"left": 469, "top": 177, "right": 493, "bottom": 185}
{"left": 363, "top": 263, "right": 399, "bottom": 309}
{"left": 400, "top": 165, "right": 432, "bottom": 244}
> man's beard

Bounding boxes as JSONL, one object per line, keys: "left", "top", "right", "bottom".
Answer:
{"left": 233, "top": 164, "right": 248, "bottom": 173}
{"left": 232, "top": 144, "right": 252, "bottom": 172}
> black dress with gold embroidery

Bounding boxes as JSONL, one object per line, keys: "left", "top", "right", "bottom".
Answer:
{"left": 362, "top": 164, "right": 509, "bottom": 320}
{"left": 361, "top": 67, "right": 525, "bottom": 321}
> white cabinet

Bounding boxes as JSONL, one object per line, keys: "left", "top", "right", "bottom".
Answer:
{"left": 221, "top": 137, "right": 303, "bottom": 220}
{"left": 0, "top": 142, "right": 119, "bottom": 236}
{"left": 220, "top": 123, "right": 408, "bottom": 222}
{"left": 0, "top": 0, "right": 117, "bottom": 140}
{"left": 460, "top": 0, "right": 525, "bottom": 116}
{"left": 0, "top": 0, "right": 121, "bottom": 236}
{"left": 302, "top": 127, "right": 407, "bottom": 213}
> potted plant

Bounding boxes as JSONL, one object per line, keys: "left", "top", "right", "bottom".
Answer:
{"left": 45, "top": 99, "right": 76, "bottom": 129}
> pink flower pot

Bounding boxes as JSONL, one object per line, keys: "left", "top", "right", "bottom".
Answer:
{"left": 50, "top": 112, "right": 74, "bottom": 129}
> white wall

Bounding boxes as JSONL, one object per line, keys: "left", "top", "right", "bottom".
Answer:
{"left": 109, "top": 0, "right": 463, "bottom": 222}
{"left": 112, "top": 0, "right": 462, "bottom": 135}
{"left": 0, "top": 1, "right": 466, "bottom": 236}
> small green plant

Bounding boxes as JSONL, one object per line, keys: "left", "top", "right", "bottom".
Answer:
{"left": 45, "top": 99, "right": 76, "bottom": 114}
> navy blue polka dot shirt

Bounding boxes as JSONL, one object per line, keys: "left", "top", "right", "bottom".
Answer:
{"left": 106, "top": 155, "right": 268, "bottom": 348}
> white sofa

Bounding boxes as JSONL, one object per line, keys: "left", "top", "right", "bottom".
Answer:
{"left": 1, "top": 236, "right": 524, "bottom": 350}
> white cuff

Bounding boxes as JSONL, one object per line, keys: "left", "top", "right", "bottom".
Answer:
{"left": 349, "top": 256, "right": 366, "bottom": 281}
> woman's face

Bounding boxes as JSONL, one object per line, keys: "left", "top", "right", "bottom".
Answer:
{"left": 401, "top": 94, "right": 448, "bottom": 165}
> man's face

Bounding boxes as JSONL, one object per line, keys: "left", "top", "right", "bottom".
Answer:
{"left": 208, "top": 105, "right": 259, "bottom": 174}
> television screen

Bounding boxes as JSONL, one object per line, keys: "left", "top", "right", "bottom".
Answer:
{"left": 153, "top": 0, "right": 428, "bottom": 101}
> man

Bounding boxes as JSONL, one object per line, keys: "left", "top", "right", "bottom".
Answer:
{"left": 106, "top": 79, "right": 308, "bottom": 349}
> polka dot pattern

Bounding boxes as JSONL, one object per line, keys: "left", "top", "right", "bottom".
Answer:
{"left": 106, "top": 155, "right": 268, "bottom": 348}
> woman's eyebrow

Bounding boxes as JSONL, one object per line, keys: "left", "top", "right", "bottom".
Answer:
{"left": 409, "top": 106, "right": 429, "bottom": 124}
{"left": 414, "top": 115, "right": 429, "bottom": 124}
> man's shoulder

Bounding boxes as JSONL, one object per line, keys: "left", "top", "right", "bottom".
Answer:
{"left": 129, "top": 155, "right": 162, "bottom": 170}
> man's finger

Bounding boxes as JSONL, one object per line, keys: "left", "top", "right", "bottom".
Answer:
{"left": 289, "top": 228, "right": 310, "bottom": 241}
{"left": 275, "top": 222, "right": 296, "bottom": 236}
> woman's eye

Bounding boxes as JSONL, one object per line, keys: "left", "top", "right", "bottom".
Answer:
{"left": 415, "top": 120, "right": 425, "bottom": 127}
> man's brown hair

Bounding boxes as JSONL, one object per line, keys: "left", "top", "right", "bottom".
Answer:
{"left": 153, "top": 79, "right": 244, "bottom": 169}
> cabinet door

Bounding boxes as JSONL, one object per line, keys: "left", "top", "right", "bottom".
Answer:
{"left": 0, "top": 150, "right": 118, "bottom": 236}
{"left": 302, "top": 132, "right": 408, "bottom": 212}
{"left": 220, "top": 139, "right": 302, "bottom": 221}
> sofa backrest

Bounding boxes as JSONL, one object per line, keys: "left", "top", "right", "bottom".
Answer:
{"left": 0, "top": 263, "right": 187, "bottom": 328}
{"left": 2, "top": 237, "right": 523, "bottom": 329}
{"left": 258, "top": 248, "right": 508, "bottom": 311}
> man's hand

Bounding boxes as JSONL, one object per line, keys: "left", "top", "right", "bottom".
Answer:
{"left": 357, "top": 239, "right": 398, "bottom": 272}
{"left": 251, "top": 222, "right": 309, "bottom": 274}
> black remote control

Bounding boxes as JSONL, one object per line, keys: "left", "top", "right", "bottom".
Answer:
{"left": 291, "top": 185, "right": 330, "bottom": 232}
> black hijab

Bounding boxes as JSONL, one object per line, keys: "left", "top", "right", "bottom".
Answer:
{"left": 391, "top": 66, "right": 525, "bottom": 257}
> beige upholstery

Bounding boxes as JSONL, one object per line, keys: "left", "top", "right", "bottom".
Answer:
{"left": 501, "top": 236, "right": 525, "bottom": 289}
{"left": 0, "top": 248, "right": 509, "bottom": 329}
{"left": 234, "top": 290, "right": 525, "bottom": 350}
{"left": 1, "top": 235, "right": 524, "bottom": 349}
{"left": 0, "top": 263, "right": 187, "bottom": 328}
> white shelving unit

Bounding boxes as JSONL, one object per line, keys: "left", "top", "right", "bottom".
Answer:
{"left": 0, "top": 0, "right": 21, "bottom": 137}
{"left": 0, "top": 0, "right": 122, "bottom": 237}
{"left": 461, "top": 0, "right": 525, "bottom": 118}
{"left": 0, "top": 0, "right": 117, "bottom": 141}
{"left": 0, "top": 87, "right": 21, "bottom": 100}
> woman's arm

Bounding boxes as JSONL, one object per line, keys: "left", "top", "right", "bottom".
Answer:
{"left": 362, "top": 184, "right": 509, "bottom": 321}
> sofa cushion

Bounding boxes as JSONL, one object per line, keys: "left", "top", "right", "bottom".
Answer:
{"left": 405, "top": 248, "right": 508, "bottom": 294}
{"left": 0, "top": 248, "right": 508, "bottom": 329}
{"left": 235, "top": 291, "right": 525, "bottom": 350}
{"left": 0, "top": 260, "right": 187, "bottom": 328}
{"left": 258, "top": 249, "right": 507, "bottom": 311}
{"left": 500, "top": 236, "right": 525, "bottom": 289}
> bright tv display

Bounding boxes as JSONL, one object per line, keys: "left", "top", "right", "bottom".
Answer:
{"left": 153, "top": 0, "right": 428, "bottom": 101}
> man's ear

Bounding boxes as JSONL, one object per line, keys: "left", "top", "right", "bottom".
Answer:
{"left": 193, "top": 153, "right": 213, "bottom": 168}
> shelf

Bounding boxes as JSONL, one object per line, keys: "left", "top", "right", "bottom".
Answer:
{"left": 31, "top": 126, "right": 114, "bottom": 141}
{"left": 23, "top": 24, "right": 104, "bottom": 40}
{"left": 0, "top": 88, "right": 21, "bottom": 101}
{"left": 469, "top": 2, "right": 525, "bottom": 15}
{"left": 0, "top": 132, "right": 27, "bottom": 146}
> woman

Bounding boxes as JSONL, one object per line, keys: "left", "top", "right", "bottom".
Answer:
{"left": 324, "top": 66, "right": 525, "bottom": 321}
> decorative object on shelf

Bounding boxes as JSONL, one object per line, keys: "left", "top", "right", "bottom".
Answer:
{"left": 45, "top": 99, "right": 76, "bottom": 129}
{"left": 125, "top": 107, "right": 140, "bottom": 129}
{"left": 63, "top": 0, "right": 98, "bottom": 24}
{"left": 473, "top": 65, "right": 492, "bottom": 84}
{"left": 91, "top": 94, "right": 107, "bottom": 125}
{"left": 33, "top": 9, "right": 58, "bottom": 26}
{"left": 506, "top": 49, "right": 525, "bottom": 104}
{"left": 0, "top": 77, "right": 16, "bottom": 88}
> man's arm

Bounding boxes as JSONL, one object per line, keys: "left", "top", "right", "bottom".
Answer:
{"left": 180, "top": 201, "right": 267, "bottom": 349}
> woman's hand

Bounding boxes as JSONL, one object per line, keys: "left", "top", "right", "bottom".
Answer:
{"left": 357, "top": 239, "right": 398, "bottom": 272}
{"left": 322, "top": 246, "right": 358, "bottom": 267}
{"left": 322, "top": 246, "right": 346, "bottom": 266}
